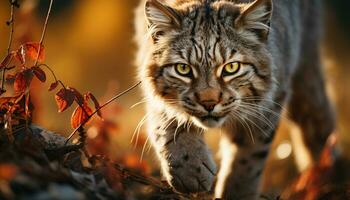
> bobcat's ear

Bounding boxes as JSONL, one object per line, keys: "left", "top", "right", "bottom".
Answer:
{"left": 145, "top": 0, "right": 181, "bottom": 42}
{"left": 235, "top": 0, "right": 273, "bottom": 41}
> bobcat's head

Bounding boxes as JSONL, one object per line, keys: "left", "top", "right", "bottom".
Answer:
{"left": 142, "top": 0, "right": 274, "bottom": 128}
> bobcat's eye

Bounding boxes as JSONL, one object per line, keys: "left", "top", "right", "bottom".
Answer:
{"left": 222, "top": 62, "right": 241, "bottom": 76}
{"left": 175, "top": 64, "right": 192, "bottom": 77}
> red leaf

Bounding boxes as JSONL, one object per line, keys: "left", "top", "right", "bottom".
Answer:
{"left": 0, "top": 53, "right": 13, "bottom": 69}
{"left": 32, "top": 66, "right": 46, "bottom": 82}
{"left": 24, "top": 42, "right": 45, "bottom": 62}
{"left": 55, "top": 88, "right": 75, "bottom": 112}
{"left": 48, "top": 81, "right": 58, "bottom": 91}
{"left": 14, "top": 72, "right": 26, "bottom": 92}
{"left": 71, "top": 104, "right": 93, "bottom": 129}
{"left": 68, "top": 87, "right": 84, "bottom": 106}
{"left": 86, "top": 92, "right": 102, "bottom": 118}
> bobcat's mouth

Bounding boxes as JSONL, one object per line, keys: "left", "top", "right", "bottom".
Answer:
{"left": 194, "top": 114, "right": 227, "bottom": 128}
{"left": 200, "top": 115, "right": 221, "bottom": 121}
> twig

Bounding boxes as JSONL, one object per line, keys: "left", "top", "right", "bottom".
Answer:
{"left": 24, "top": 0, "right": 53, "bottom": 134}
{"left": 113, "top": 163, "right": 190, "bottom": 198}
{"left": 1, "top": 1, "right": 16, "bottom": 94}
{"left": 113, "top": 163, "right": 168, "bottom": 190}
{"left": 34, "top": 0, "right": 54, "bottom": 66}
{"left": 65, "top": 81, "right": 142, "bottom": 144}
{"left": 39, "top": 64, "right": 66, "bottom": 88}
{"left": 6, "top": 1, "right": 15, "bottom": 55}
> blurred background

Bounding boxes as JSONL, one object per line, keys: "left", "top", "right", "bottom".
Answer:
{"left": 0, "top": 0, "right": 349, "bottom": 197}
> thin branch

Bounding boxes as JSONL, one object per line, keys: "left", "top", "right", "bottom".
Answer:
{"left": 65, "top": 81, "right": 142, "bottom": 144}
{"left": 1, "top": 1, "right": 16, "bottom": 94}
{"left": 39, "top": 64, "right": 65, "bottom": 88}
{"left": 34, "top": 0, "right": 54, "bottom": 66}
{"left": 6, "top": 2, "right": 15, "bottom": 55}
{"left": 113, "top": 163, "right": 169, "bottom": 190}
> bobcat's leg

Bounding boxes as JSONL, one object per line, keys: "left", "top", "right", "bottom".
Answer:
{"left": 215, "top": 96, "right": 285, "bottom": 200}
{"left": 288, "top": 54, "right": 335, "bottom": 161}
{"left": 147, "top": 111, "right": 217, "bottom": 193}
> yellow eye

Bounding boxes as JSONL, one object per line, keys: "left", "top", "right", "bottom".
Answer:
{"left": 222, "top": 62, "right": 241, "bottom": 76}
{"left": 175, "top": 64, "right": 192, "bottom": 76}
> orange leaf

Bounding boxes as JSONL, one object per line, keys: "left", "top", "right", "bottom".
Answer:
{"left": 68, "top": 87, "right": 84, "bottom": 106}
{"left": 14, "top": 72, "right": 26, "bottom": 92}
{"left": 32, "top": 66, "right": 46, "bottom": 82}
{"left": 55, "top": 88, "right": 75, "bottom": 112}
{"left": 86, "top": 92, "right": 102, "bottom": 118}
{"left": 24, "top": 42, "right": 45, "bottom": 62}
{"left": 71, "top": 104, "right": 93, "bottom": 129}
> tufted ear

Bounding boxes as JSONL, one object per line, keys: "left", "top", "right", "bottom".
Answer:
{"left": 145, "top": 0, "right": 181, "bottom": 42}
{"left": 235, "top": 0, "right": 273, "bottom": 41}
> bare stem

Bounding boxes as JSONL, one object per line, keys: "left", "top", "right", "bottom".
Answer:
{"left": 65, "top": 81, "right": 142, "bottom": 144}
{"left": 39, "top": 64, "right": 65, "bottom": 88}
{"left": 34, "top": 0, "right": 54, "bottom": 66}
{"left": 1, "top": 1, "right": 15, "bottom": 94}
{"left": 7, "top": 2, "right": 15, "bottom": 55}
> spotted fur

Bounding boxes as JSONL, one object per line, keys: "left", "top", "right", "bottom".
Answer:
{"left": 134, "top": 0, "right": 335, "bottom": 199}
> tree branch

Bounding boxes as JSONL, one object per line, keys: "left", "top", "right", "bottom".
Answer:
{"left": 65, "top": 81, "right": 142, "bottom": 144}
{"left": 1, "top": 1, "right": 16, "bottom": 94}
{"left": 34, "top": 0, "right": 54, "bottom": 66}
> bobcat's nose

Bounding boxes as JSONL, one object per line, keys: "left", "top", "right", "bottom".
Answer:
{"left": 200, "top": 101, "right": 217, "bottom": 112}
{"left": 195, "top": 88, "right": 222, "bottom": 112}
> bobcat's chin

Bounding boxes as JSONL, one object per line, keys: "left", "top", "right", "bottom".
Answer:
{"left": 192, "top": 115, "right": 227, "bottom": 129}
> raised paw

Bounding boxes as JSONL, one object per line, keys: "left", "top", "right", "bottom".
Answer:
{"left": 160, "top": 134, "right": 217, "bottom": 193}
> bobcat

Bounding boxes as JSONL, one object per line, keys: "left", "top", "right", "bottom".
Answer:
{"left": 134, "top": 0, "right": 335, "bottom": 199}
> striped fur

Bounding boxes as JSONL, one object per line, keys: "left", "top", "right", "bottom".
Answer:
{"left": 134, "top": 0, "right": 335, "bottom": 199}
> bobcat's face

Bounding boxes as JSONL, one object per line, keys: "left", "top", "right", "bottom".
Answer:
{"left": 144, "top": 0, "right": 273, "bottom": 128}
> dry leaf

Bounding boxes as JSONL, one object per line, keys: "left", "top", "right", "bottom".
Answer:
{"left": 48, "top": 81, "right": 59, "bottom": 91}
{"left": 55, "top": 88, "right": 75, "bottom": 112}
{"left": 71, "top": 104, "right": 93, "bottom": 129}
{"left": 69, "top": 87, "right": 84, "bottom": 106}
{"left": 24, "top": 42, "right": 45, "bottom": 62}
{"left": 14, "top": 72, "right": 26, "bottom": 92}
{"left": 32, "top": 66, "right": 46, "bottom": 82}
{"left": 86, "top": 92, "right": 102, "bottom": 118}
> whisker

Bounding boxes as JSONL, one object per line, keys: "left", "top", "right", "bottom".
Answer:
{"left": 173, "top": 120, "right": 182, "bottom": 144}
{"left": 237, "top": 105, "right": 275, "bottom": 130}
{"left": 239, "top": 102, "right": 288, "bottom": 121}
{"left": 231, "top": 111, "right": 255, "bottom": 144}
{"left": 140, "top": 134, "right": 150, "bottom": 162}
{"left": 130, "top": 99, "right": 149, "bottom": 109}
{"left": 162, "top": 117, "right": 177, "bottom": 133}
{"left": 240, "top": 96, "right": 285, "bottom": 109}
{"left": 235, "top": 106, "right": 270, "bottom": 137}
{"left": 131, "top": 113, "right": 150, "bottom": 149}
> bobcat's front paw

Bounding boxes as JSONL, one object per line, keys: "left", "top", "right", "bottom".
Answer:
{"left": 163, "top": 139, "right": 217, "bottom": 193}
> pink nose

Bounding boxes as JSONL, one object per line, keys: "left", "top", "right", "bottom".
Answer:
{"left": 195, "top": 88, "right": 221, "bottom": 112}
{"left": 200, "top": 101, "right": 217, "bottom": 112}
